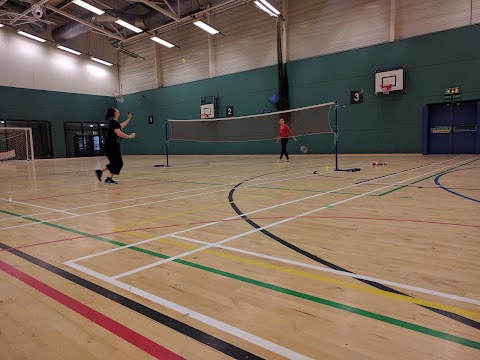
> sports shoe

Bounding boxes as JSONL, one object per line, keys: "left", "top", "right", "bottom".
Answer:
{"left": 105, "top": 178, "right": 118, "bottom": 184}
{"left": 95, "top": 170, "right": 102, "bottom": 181}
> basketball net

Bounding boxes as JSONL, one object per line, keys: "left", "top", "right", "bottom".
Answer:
{"left": 380, "top": 84, "right": 392, "bottom": 95}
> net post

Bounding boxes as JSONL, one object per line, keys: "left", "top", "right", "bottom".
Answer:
{"left": 333, "top": 103, "right": 361, "bottom": 173}
{"left": 28, "top": 128, "right": 34, "bottom": 161}
{"left": 154, "top": 121, "right": 170, "bottom": 167}
{"left": 165, "top": 120, "right": 170, "bottom": 167}
{"left": 335, "top": 102, "right": 339, "bottom": 171}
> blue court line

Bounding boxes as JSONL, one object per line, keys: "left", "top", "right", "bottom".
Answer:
{"left": 434, "top": 168, "right": 480, "bottom": 203}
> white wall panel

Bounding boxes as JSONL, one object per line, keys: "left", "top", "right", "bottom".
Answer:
{"left": 0, "top": 27, "right": 117, "bottom": 96}
{"left": 288, "top": 0, "right": 390, "bottom": 61}
{"left": 158, "top": 24, "right": 210, "bottom": 87}
{"left": 396, "top": 0, "right": 473, "bottom": 39}
{"left": 472, "top": 0, "right": 480, "bottom": 24}
{"left": 213, "top": 2, "right": 279, "bottom": 76}
{"left": 63, "top": 32, "right": 117, "bottom": 64}
{"left": 118, "top": 38, "right": 157, "bottom": 94}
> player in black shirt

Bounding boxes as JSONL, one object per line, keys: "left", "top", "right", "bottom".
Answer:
{"left": 95, "top": 107, "right": 136, "bottom": 184}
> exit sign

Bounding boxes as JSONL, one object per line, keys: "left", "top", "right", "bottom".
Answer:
{"left": 444, "top": 87, "right": 460, "bottom": 100}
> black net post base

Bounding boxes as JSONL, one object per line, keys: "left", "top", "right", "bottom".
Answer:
{"left": 334, "top": 167, "right": 361, "bottom": 172}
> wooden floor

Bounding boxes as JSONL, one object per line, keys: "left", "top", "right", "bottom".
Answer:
{"left": 0, "top": 154, "right": 479, "bottom": 360}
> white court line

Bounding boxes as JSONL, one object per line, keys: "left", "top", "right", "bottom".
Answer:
{"left": 0, "top": 197, "right": 78, "bottom": 216}
{"left": 169, "top": 234, "right": 480, "bottom": 306}
{"left": 0, "top": 183, "right": 230, "bottom": 222}
{"left": 110, "top": 158, "right": 473, "bottom": 280}
{"left": 0, "top": 155, "right": 408, "bottom": 222}
{"left": 0, "top": 161, "right": 322, "bottom": 220}
{"left": 69, "top": 157, "right": 460, "bottom": 265}
{"left": 65, "top": 261, "right": 313, "bottom": 360}
{"left": 0, "top": 169, "right": 323, "bottom": 231}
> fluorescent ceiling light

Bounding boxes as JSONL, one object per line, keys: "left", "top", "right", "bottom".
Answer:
{"left": 150, "top": 36, "right": 175, "bottom": 48}
{"left": 254, "top": 0, "right": 280, "bottom": 17}
{"left": 259, "top": 0, "right": 281, "bottom": 15}
{"left": 115, "top": 19, "right": 143, "bottom": 33}
{"left": 90, "top": 57, "right": 113, "bottom": 66}
{"left": 72, "top": 0, "right": 105, "bottom": 15}
{"left": 193, "top": 21, "right": 219, "bottom": 35}
{"left": 57, "top": 45, "right": 82, "bottom": 55}
{"left": 17, "top": 31, "right": 46, "bottom": 42}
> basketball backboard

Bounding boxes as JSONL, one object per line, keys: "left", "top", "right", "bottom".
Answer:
{"left": 375, "top": 66, "right": 407, "bottom": 95}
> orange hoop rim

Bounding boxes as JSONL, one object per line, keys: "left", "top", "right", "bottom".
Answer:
{"left": 380, "top": 84, "right": 392, "bottom": 94}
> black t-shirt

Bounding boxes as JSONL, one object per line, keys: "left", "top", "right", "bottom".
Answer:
{"left": 106, "top": 119, "right": 121, "bottom": 148}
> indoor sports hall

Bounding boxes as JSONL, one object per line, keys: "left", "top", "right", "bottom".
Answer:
{"left": 1, "top": 1, "right": 479, "bottom": 359}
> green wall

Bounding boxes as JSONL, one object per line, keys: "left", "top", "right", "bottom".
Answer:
{"left": 0, "top": 87, "right": 113, "bottom": 158}
{"left": 119, "top": 24, "right": 480, "bottom": 156}
{"left": 1, "top": 24, "right": 479, "bottom": 157}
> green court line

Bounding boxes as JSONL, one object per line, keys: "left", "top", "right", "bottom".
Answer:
{"left": 1, "top": 208, "right": 479, "bottom": 350}
{"left": 239, "top": 185, "right": 379, "bottom": 197}
{"left": 379, "top": 159, "right": 479, "bottom": 196}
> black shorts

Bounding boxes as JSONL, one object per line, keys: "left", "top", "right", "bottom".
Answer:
{"left": 105, "top": 145, "right": 123, "bottom": 175}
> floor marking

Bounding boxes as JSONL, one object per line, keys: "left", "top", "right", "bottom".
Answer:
{"left": 110, "top": 158, "right": 471, "bottom": 279}
{"left": 379, "top": 158, "right": 478, "bottom": 196}
{"left": 64, "top": 261, "right": 480, "bottom": 351}
{"left": 64, "top": 262, "right": 314, "bottom": 360}
{"left": 0, "top": 197, "right": 78, "bottom": 216}
{"left": 0, "top": 260, "right": 185, "bottom": 360}
{"left": 164, "top": 234, "right": 480, "bottom": 307}
{"left": 0, "top": 242, "right": 264, "bottom": 359}
{"left": 0, "top": 170, "right": 317, "bottom": 232}
{"left": 2, "top": 208, "right": 478, "bottom": 350}
{"left": 65, "top": 158, "right": 460, "bottom": 264}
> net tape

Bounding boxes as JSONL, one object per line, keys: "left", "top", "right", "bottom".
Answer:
{"left": 167, "top": 102, "right": 335, "bottom": 142}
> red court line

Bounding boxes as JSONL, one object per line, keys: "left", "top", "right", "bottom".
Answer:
{"left": 189, "top": 215, "right": 480, "bottom": 229}
{"left": 0, "top": 223, "right": 183, "bottom": 252}
{"left": 1, "top": 215, "right": 478, "bottom": 253}
{"left": 0, "top": 260, "right": 185, "bottom": 360}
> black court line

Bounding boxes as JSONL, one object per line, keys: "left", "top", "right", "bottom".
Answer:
{"left": 228, "top": 174, "right": 480, "bottom": 330}
{"left": 0, "top": 243, "right": 263, "bottom": 360}
{"left": 353, "top": 164, "right": 433, "bottom": 184}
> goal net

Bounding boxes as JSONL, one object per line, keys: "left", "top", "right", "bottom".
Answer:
{"left": 0, "top": 127, "right": 34, "bottom": 161}
{"left": 167, "top": 102, "right": 335, "bottom": 142}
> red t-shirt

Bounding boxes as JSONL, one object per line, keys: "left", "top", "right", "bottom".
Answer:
{"left": 279, "top": 124, "right": 294, "bottom": 138}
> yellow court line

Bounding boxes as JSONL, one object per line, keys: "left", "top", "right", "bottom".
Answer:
{"left": 125, "top": 230, "right": 480, "bottom": 321}
{"left": 114, "top": 190, "right": 281, "bottom": 231}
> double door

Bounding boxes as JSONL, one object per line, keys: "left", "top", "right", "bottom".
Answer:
{"left": 427, "top": 101, "right": 478, "bottom": 154}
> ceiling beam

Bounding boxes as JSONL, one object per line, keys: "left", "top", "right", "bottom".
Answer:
{"left": 134, "top": 0, "right": 180, "bottom": 21}
{"left": 163, "top": 0, "right": 178, "bottom": 17}
{"left": 11, "top": 0, "right": 51, "bottom": 24}
{"left": 44, "top": 4, "right": 125, "bottom": 41}
{"left": 121, "top": 0, "right": 247, "bottom": 45}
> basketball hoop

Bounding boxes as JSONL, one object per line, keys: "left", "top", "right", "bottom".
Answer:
{"left": 200, "top": 114, "right": 207, "bottom": 119}
{"left": 380, "top": 84, "right": 392, "bottom": 95}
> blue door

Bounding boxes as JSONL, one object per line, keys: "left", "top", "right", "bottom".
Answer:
{"left": 428, "top": 103, "right": 452, "bottom": 154}
{"left": 452, "top": 102, "right": 477, "bottom": 154}
{"left": 428, "top": 101, "right": 478, "bottom": 154}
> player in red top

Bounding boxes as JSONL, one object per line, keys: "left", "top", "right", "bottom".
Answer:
{"left": 276, "top": 117, "right": 297, "bottom": 163}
